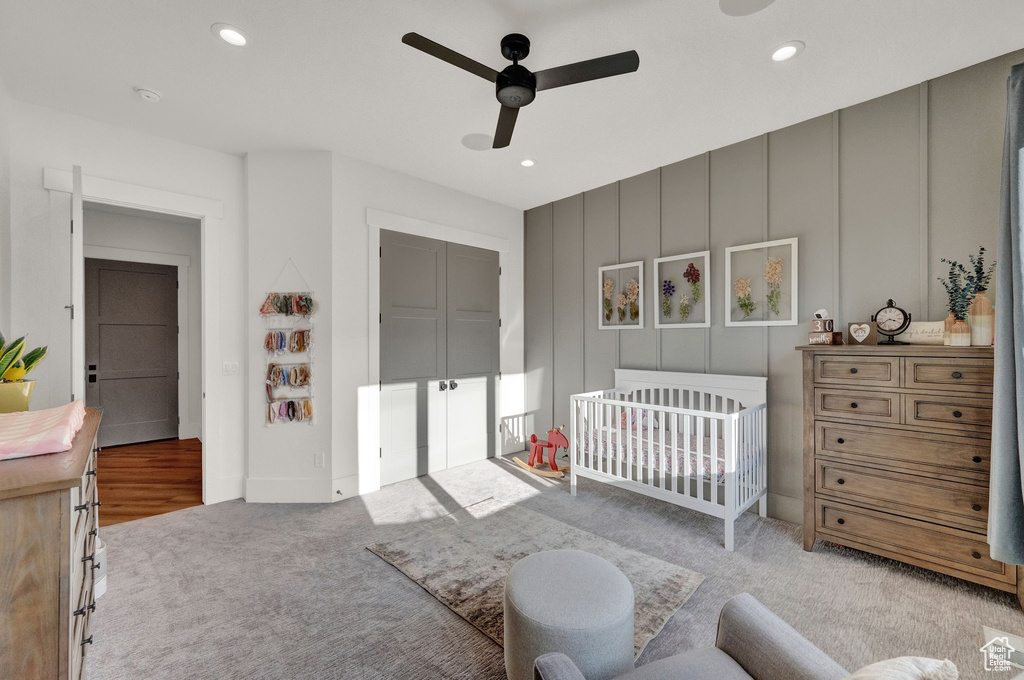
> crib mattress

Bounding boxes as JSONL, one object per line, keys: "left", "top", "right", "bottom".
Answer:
{"left": 582, "top": 428, "right": 751, "bottom": 484}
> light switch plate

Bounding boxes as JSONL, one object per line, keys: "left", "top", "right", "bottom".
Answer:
{"left": 222, "top": 361, "right": 239, "bottom": 375}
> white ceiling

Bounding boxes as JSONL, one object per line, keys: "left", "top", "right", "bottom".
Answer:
{"left": 2, "top": 1, "right": 1023, "bottom": 210}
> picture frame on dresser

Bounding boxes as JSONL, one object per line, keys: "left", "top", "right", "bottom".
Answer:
{"left": 798, "top": 345, "right": 1023, "bottom": 612}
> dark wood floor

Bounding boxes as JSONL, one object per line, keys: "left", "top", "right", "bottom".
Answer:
{"left": 97, "top": 438, "right": 203, "bottom": 526}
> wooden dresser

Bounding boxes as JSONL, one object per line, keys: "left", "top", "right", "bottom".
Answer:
{"left": 0, "top": 408, "right": 102, "bottom": 679}
{"left": 799, "top": 346, "right": 1023, "bottom": 610}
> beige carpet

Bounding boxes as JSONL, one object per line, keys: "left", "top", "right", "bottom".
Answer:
{"left": 368, "top": 497, "right": 704, "bottom": 658}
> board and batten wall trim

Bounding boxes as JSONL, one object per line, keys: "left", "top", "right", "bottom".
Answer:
{"left": 524, "top": 49, "right": 1021, "bottom": 525}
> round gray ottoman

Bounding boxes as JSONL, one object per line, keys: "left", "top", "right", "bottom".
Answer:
{"left": 504, "top": 549, "right": 634, "bottom": 680}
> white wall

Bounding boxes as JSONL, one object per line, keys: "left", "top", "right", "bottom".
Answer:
{"left": 82, "top": 206, "right": 203, "bottom": 438}
{"left": 331, "top": 154, "right": 525, "bottom": 496}
{"left": 245, "top": 151, "right": 334, "bottom": 502}
{"left": 0, "top": 75, "right": 12, "bottom": 332}
{"left": 8, "top": 101, "right": 247, "bottom": 503}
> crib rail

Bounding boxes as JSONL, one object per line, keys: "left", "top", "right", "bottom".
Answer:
{"left": 569, "top": 387, "right": 768, "bottom": 551}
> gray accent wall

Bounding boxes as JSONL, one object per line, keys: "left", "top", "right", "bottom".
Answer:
{"left": 524, "top": 49, "right": 1023, "bottom": 524}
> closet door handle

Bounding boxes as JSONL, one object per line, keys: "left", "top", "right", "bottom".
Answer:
{"left": 449, "top": 380, "right": 458, "bottom": 390}
{"left": 439, "top": 382, "right": 447, "bottom": 391}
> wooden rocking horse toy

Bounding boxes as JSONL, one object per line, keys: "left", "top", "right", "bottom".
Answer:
{"left": 515, "top": 426, "right": 570, "bottom": 478}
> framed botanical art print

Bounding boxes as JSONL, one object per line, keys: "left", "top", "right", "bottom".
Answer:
{"left": 598, "top": 261, "right": 644, "bottom": 330}
{"left": 724, "top": 237, "right": 798, "bottom": 326}
{"left": 653, "top": 250, "right": 710, "bottom": 328}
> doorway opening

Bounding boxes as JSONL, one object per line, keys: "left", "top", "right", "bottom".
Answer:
{"left": 82, "top": 203, "right": 203, "bottom": 525}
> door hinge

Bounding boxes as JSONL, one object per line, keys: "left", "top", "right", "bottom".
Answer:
{"left": 177, "top": 416, "right": 180, "bottom": 425}
{"left": 176, "top": 371, "right": 180, "bottom": 380}
{"left": 499, "top": 266, "right": 502, "bottom": 275}
{"left": 177, "top": 325, "right": 180, "bottom": 334}
{"left": 70, "top": 219, "right": 74, "bottom": 234}
{"left": 498, "top": 318, "right": 502, "bottom": 328}
{"left": 379, "top": 246, "right": 382, "bottom": 258}
{"left": 176, "top": 280, "right": 179, "bottom": 289}
{"left": 379, "top": 448, "right": 382, "bottom": 458}
{"left": 71, "top": 392, "right": 75, "bottom": 401}
{"left": 379, "top": 380, "right": 382, "bottom": 391}
{"left": 379, "top": 313, "right": 382, "bottom": 324}
{"left": 65, "top": 304, "right": 74, "bottom": 319}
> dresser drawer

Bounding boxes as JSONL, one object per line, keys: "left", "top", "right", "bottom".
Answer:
{"left": 814, "top": 355, "right": 900, "bottom": 388}
{"left": 904, "top": 357, "right": 993, "bottom": 394}
{"left": 816, "top": 422, "right": 990, "bottom": 475}
{"left": 903, "top": 393, "right": 992, "bottom": 433}
{"left": 816, "top": 500, "right": 1014, "bottom": 585}
{"left": 814, "top": 388, "right": 900, "bottom": 424}
{"left": 816, "top": 460, "right": 988, "bottom": 529}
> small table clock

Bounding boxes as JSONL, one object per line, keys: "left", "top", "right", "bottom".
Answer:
{"left": 871, "top": 299, "right": 911, "bottom": 345}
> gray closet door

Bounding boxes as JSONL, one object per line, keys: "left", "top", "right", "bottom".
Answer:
{"left": 445, "top": 243, "right": 499, "bottom": 468}
{"left": 379, "top": 230, "right": 448, "bottom": 485}
{"left": 84, "top": 258, "right": 178, "bottom": 447}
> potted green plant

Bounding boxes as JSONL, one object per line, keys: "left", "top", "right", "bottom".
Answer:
{"left": 0, "top": 332, "right": 48, "bottom": 413}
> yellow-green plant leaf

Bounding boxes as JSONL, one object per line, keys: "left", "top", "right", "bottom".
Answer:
{"left": 0, "top": 336, "right": 26, "bottom": 379}
{"left": 20, "top": 346, "right": 47, "bottom": 374}
{"left": 3, "top": 360, "right": 27, "bottom": 382}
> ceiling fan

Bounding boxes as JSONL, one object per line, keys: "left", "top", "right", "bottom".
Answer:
{"left": 402, "top": 32, "right": 640, "bottom": 149}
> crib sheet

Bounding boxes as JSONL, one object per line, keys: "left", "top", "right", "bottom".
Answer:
{"left": 582, "top": 427, "right": 752, "bottom": 484}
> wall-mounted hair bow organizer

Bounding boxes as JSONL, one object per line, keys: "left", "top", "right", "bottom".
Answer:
{"left": 262, "top": 259, "right": 316, "bottom": 425}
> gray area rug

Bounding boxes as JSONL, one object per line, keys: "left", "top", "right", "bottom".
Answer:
{"left": 86, "top": 455, "right": 1024, "bottom": 680}
{"left": 367, "top": 497, "right": 704, "bottom": 658}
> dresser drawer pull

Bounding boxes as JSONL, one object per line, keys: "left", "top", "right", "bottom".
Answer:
{"left": 850, "top": 402, "right": 858, "bottom": 409}
{"left": 952, "top": 410, "right": 963, "bottom": 418}
{"left": 81, "top": 636, "right": 94, "bottom": 646}
{"left": 973, "top": 504, "right": 983, "bottom": 512}
{"left": 849, "top": 367, "right": 858, "bottom": 374}
{"left": 972, "top": 551, "right": 982, "bottom": 560}
{"left": 952, "top": 371, "right": 963, "bottom": 379}
{"left": 973, "top": 456, "right": 983, "bottom": 463}
{"left": 837, "top": 438, "right": 845, "bottom": 444}
{"left": 837, "top": 518, "right": 845, "bottom": 525}
{"left": 85, "top": 469, "right": 97, "bottom": 476}
{"left": 836, "top": 478, "right": 846, "bottom": 485}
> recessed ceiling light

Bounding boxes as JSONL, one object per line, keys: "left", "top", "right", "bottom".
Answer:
{"left": 133, "top": 87, "right": 162, "bottom": 103}
{"left": 211, "top": 23, "right": 248, "bottom": 46}
{"left": 720, "top": 0, "right": 776, "bottom": 17}
{"left": 772, "top": 41, "right": 804, "bottom": 62}
{"left": 520, "top": 159, "right": 535, "bottom": 167}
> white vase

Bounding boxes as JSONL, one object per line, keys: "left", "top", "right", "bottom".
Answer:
{"left": 968, "top": 290, "right": 994, "bottom": 346}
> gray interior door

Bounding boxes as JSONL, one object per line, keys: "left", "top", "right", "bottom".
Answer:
{"left": 380, "top": 231, "right": 448, "bottom": 485}
{"left": 445, "top": 243, "right": 499, "bottom": 467}
{"left": 85, "top": 258, "right": 178, "bottom": 447}
{"left": 379, "top": 231, "right": 500, "bottom": 486}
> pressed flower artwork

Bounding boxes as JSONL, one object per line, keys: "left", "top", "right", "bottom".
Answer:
{"left": 725, "top": 238, "right": 798, "bottom": 326}
{"left": 653, "top": 251, "right": 710, "bottom": 328}
{"left": 598, "top": 262, "right": 644, "bottom": 329}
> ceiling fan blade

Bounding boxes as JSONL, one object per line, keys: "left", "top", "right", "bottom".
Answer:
{"left": 492, "top": 105, "right": 520, "bottom": 149}
{"left": 402, "top": 33, "right": 498, "bottom": 83}
{"left": 534, "top": 50, "right": 640, "bottom": 91}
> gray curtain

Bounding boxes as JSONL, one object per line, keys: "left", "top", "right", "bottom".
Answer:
{"left": 990, "top": 62, "right": 1024, "bottom": 565}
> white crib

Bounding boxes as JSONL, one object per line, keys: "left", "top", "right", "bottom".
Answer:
{"left": 570, "top": 369, "right": 768, "bottom": 551}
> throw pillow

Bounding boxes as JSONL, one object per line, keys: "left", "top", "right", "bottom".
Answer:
{"left": 844, "top": 657, "right": 957, "bottom": 680}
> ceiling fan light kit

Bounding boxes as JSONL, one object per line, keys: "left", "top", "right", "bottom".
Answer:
{"left": 402, "top": 32, "right": 639, "bottom": 149}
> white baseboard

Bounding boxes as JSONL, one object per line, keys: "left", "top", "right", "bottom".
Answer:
{"left": 331, "top": 474, "right": 360, "bottom": 502}
{"left": 767, "top": 492, "right": 802, "bottom": 525}
{"left": 245, "top": 476, "right": 333, "bottom": 503}
{"left": 178, "top": 421, "right": 201, "bottom": 440}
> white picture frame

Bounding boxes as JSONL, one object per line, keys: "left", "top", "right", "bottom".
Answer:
{"left": 653, "top": 250, "right": 711, "bottom": 328}
{"left": 598, "top": 261, "right": 644, "bottom": 330}
{"left": 724, "top": 237, "right": 798, "bottom": 327}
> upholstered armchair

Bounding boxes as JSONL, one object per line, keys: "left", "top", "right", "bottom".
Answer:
{"left": 533, "top": 593, "right": 848, "bottom": 680}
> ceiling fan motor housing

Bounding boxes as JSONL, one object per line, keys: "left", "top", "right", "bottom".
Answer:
{"left": 496, "top": 64, "right": 536, "bottom": 107}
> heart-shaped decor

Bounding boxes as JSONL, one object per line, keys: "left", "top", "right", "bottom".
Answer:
{"left": 850, "top": 324, "right": 870, "bottom": 343}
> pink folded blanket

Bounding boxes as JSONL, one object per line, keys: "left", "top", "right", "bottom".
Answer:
{"left": 0, "top": 400, "right": 87, "bottom": 461}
